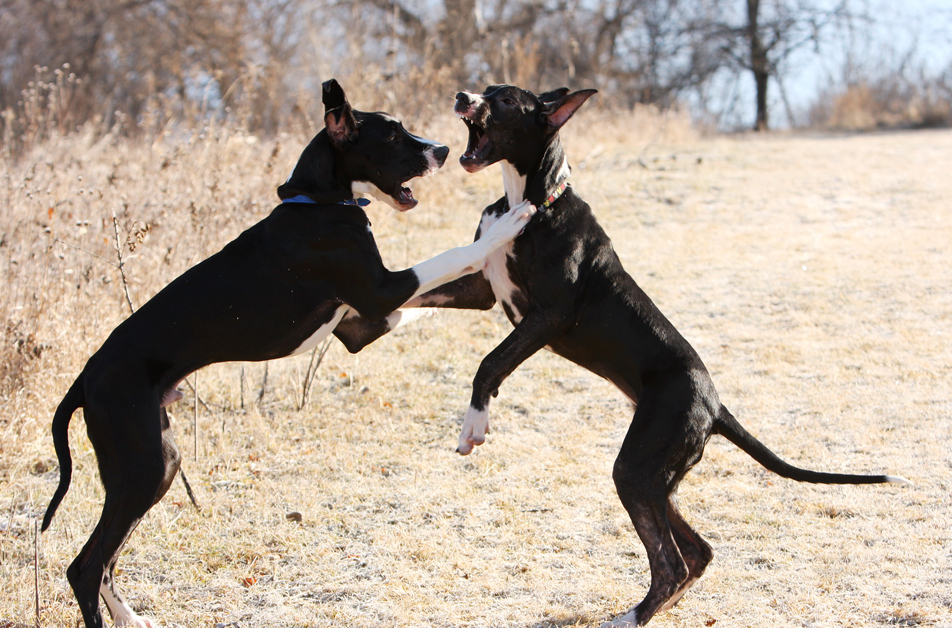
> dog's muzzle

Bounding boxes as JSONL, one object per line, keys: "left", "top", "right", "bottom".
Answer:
{"left": 455, "top": 92, "right": 483, "bottom": 119}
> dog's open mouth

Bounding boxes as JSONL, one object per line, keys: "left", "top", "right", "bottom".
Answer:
{"left": 353, "top": 180, "right": 418, "bottom": 211}
{"left": 459, "top": 117, "right": 492, "bottom": 173}
{"left": 353, "top": 145, "right": 446, "bottom": 212}
{"left": 394, "top": 183, "right": 417, "bottom": 210}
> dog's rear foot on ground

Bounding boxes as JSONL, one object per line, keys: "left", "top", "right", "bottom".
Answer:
{"left": 599, "top": 609, "right": 640, "bottom": 628}
{"left": 111, "top": 613, "right": 160, "bottom": 628}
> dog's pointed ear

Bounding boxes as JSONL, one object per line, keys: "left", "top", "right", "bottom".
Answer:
{"left": 542, "top": 89, "right": 597, "bottom": 129}
{"left": 539, "top": 88, "right": 570, "bottom": 104}
{"left": 323, "top": 79, "right": 358, "bottom": 145}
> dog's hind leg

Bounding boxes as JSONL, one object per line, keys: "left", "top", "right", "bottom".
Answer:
{"left": 71, "top": 395, "right": 180, "bottom": 628}
{"left": 659, "top": 499, "right": 712, "bottom": 612}
{"left": 604, "top": 484, "right": 689, "bottom": 627}
{"left": 603, "top": 384, "right": 710, "bottom": 626}
{"left": 104, "top": 407, "right": 182, "bottom": 628}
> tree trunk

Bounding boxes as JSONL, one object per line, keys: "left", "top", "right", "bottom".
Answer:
{"left": 747, "top": 0, "right": 769, "bottom": 131}
{"left": 438, "top": 0, "right": 479, "bottom": 73}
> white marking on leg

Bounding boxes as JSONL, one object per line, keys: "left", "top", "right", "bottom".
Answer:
{"left": 289, "top": 305, "right": 350, "bottom": 356}
{"left": 457, "top": 404, "right": 490, "bottom": 455}
{"left": 405, "top": 292, "right": 453, "bottom": 307}
{"left": 383, "top": 307, "right": 437, "bottom": 332}
{"left": 599, "top": 609, "right": 638, "bottom": 628}
{"left": 100, "top": 583, "right": 159, "bottom": 628}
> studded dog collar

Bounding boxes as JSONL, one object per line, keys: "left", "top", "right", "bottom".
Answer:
{"left": 540, "top": 180, "right": 568, "bottom": 210}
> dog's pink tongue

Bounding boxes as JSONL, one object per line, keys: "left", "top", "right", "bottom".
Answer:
{"left": 463, "top": 134, "right": 489, "bottom": 161}
{"left": 398, "top": 186, "right": 417, "bottom": 208}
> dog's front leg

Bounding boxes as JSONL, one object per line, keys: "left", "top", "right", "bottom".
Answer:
{"left": 344, "top": 202, "right": 534, "bottom": 322}
{"left": 333, "top": 307, "right": 437, "bottom": 353}
{"left": 407, "top": 201, "right": 535, "bottom": 301}
{"left": 335, "top": 272, "right": 496, "bottom": 352}
{"left": 457, "top": 310, "right": 570, "bottom": 454}
{"left": 333, "top": 233, "right": 503, "bottom": 352}
{"left": 403, "top": 272, "right": 496, "bottom": 310}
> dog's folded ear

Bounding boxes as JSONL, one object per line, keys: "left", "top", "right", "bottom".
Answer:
{"left": 542, "top": 89, "right": 597, "bottom": 129}
{"left": 323, "top": 79, "right": 358, "bottom": 145}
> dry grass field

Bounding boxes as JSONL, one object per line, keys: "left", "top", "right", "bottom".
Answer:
{"left": 1, "top": 111, "right": 950, "bottom": 628}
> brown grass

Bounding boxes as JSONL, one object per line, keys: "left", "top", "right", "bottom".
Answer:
{"left": 1, "top": 111, "right": 951, "bottom": 628}
{"left": 811, "top": 81, "right": 952, "bottom": 131}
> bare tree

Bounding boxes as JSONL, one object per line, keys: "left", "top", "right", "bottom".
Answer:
{"left": 2, "top": 0, "right": 905, "bottom": 138}
{"left": 710, "top": 0, "right": 862, "bottom": 130}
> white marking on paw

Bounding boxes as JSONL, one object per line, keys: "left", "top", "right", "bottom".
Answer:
{"left": 407, "top": 202, "right": 534, "bottom": 301}
{"left": 476, "top": 200, "right": 536, "bottom": 250}
{"left": 457, "top": 405, "right": 489, "bottom": 455}
{"left": 599, "top": 609, "right": 638, "bottom": 628}
{"left": 101, "top": 583, "right": 160, "bottom": 628}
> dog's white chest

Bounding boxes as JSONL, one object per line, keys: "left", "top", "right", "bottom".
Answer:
{"left": 479, "top": 212, "right": 526, "bottom": 324}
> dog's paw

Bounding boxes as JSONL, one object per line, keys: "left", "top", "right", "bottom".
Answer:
{"left": 508, "top": 200, "right": 537, "bottom": 235}
{"left": 456, "top": 405, "right": 490, "bottom": 455}
{"left": 113, "top": 613, "right": 160, "bottom": 628}
{"left": 599, "top": 609, "right": 639, "bottom": 628}
{"left": 482, "top": 201, "right": 537, "bottom": 247}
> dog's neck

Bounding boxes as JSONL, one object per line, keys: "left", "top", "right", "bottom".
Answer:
{"left": 501, "top": 162, "right": 527, "bottom": 208}
{"left": 501, "top": 137, "right": 570, "bottom": 209}
{"left": 277, "top": 131, "right": 360, "bottom": 205}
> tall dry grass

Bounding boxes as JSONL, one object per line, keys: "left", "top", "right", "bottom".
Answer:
{"left": 1, "top": 83, "right": 951, "bottom": 628}
{"left": 809, "top": 78, "right": 952, "bottom": 131}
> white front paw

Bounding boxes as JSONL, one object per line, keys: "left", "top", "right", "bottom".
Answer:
{"left": 483, "top": 202, "right": 537, "bottom": 247}
{"left": 457, "top": 405, "right": 490, "bottom": 455}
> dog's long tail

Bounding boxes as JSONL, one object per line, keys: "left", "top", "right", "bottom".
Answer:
{"left": 713, "top": 406, "right": 909, "bottom": 485}
{"left": 42, "top": 377, "right": 84, "bottom": 532}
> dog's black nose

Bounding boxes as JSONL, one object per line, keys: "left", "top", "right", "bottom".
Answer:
{"left": 434, "top": 144, "right": 450, "bottom": 166}
{"left": 455, "top": 92, "right": 476, "bottom": 113}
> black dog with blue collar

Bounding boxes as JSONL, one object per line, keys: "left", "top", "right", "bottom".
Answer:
{"left": 42, "top": 78, "right": 537, "bottom": 628}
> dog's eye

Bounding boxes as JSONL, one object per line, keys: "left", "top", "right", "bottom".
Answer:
{"left": 501, "top": 98, "right": 515, "bottom": 106}
{"left": 387, "top": 130, "right": 399, "bottom": 142}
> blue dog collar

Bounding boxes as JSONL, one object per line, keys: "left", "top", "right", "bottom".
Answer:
{"left": 282, "top": 194, "right": 370, "bottom": 207}
{"left": 339, "top": 198, "right": 371, "bottom": 207}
